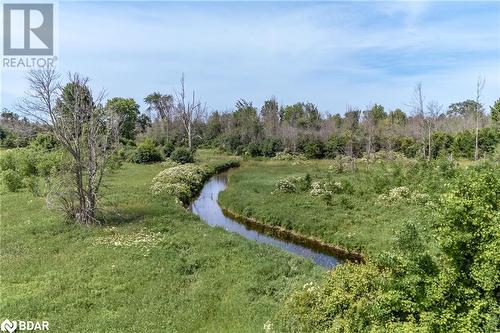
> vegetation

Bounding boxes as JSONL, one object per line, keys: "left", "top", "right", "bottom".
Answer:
{"left": 1, "top": 68, "right": 498, "bottom": 331}
{"left": 132, "top": 139, "right": 164, "bottom": 163}
{"left": 0, "top": 160, "right": 324, "bottom": 332}
{"left": 170, "top": 147, "right": 195, "bottom": 164}
{"left": 151, "top": 156, "right": 239, "bottom": 204}
{"left": 219, "top": 156, "right": 457, "bottom": 255}
{"left": 274, "top": 163, "right": 499, "bottom": 332}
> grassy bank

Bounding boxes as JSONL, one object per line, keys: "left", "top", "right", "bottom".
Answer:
{"left": 219, "top": 158, "right": 455, "bottom": 257}
{"left": 0, "top": 159, "right": 323, "bottom": 332}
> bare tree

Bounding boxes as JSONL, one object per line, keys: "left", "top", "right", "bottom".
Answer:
{"left": 17, "top": 69, "right": 120, "bottom": 224}
{"left": 425, "top": 101, "right": 442, "bottom": 160}
{"left": 474, "top": 77, "right": 485, "bottom": 160}
{"left": 174, "top": 74, "right": 204, "bottom": 149}
{"left": 410, "top": 83, "right": 427, "bottom": 159}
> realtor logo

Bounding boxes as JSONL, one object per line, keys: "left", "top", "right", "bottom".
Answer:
{"left": 3, "top": 3, "right": 54, "bottom": 56}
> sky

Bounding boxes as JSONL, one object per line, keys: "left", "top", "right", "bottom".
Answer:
{"left": 2, "top": 1, "right": 500, "bottom": 115}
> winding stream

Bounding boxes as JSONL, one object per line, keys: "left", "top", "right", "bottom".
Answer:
{"left": 189, "top": 173, "right": 342, "bottom": 268}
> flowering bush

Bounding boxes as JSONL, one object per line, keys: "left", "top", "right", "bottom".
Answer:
{"left": 151, "top": 164, "right": 211, "bottom": 203}
{"left": 378, "top": 186, "right": 430, "bottom": 205}
{"left": 273, "top": 174, "right": 311, "bottom": 193}
{"left": 272, "top": 151, "right": 307, "bottom": 161}
{"left": 151, "top": 159, "right": 240, "bottom": 204}
{"left": 310, "top": 180, "right": 344, "bottom": 196}
{"left": 275, "top": 178, "right": 297, "bottom": 193}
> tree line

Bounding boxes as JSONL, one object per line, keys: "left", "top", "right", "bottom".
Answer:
{"left": 2, "top": 75, "right": 499, "bottom": 163}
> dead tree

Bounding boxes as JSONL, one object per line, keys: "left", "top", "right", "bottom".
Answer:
{"left": 474, "top": 77, "right": 485, "bottom": 160}
{"left": 17, "top": 69, "right": 120, "bottom": 224}
{"left": 425, "top": 101, "right": 442, "bottom": 160}
{"left": 174, "top": 74, "right": 204, "bottom": 149}
{"left": 410, "top": 83, "right": 427, "bottom": 159}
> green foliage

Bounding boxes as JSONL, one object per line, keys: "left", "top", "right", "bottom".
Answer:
{"left": 170, "top": 147, "right": 194, "bottom": 164}
{"left": 106, "top": 97, "right": 140, "bottom": 141}
{"left": 430, "top": 165, "right": 499, "bottom": 331}
{"left": 1, "top": 169, "right": 23, "bottom": 191}
{"left": 491, "top": 98, "right": 500, "bottom": 124}
{"left": 0, "top": 147, "right": 65, "bottom": 192}
{"left": 29, "top": 132, "right": 58, "bottom": 150}
{"left": 246, "top": 142, "right": 261, "bottom": 157}
{"left": 162, "top": 141, "right": 175, "bottom": 157}
{"left": 260, "top": 138, "right": 283, "bottom": 157}
{"left": 132, "top": 139, "right": 163, "bottom": 163}
{"left": 297, "top": 136, "right": 324, "bottom": 159}
{"left": 324, "top": 135, "right": 346, "bottom": 158}
{"left": 1, "top": 161, "right": 322, "bottom": 332}
{"left": 151, "top": 155, "right": 239, "bottom": 204}
{"left": 274, "top": 163, "right": 499, "bottom": 332}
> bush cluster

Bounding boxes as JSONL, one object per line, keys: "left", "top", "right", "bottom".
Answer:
{"left": 273, "top": 174, "right": 311, "bottom": 194}
{"left": 151, "top": 159, "right": 240, "bottom": 204}
{"left": 274, "top": 163, "right": 499, "bottom": 332}
{"left": 0, "top": 148, "right": 65, "bottom": 193}
{"left": 131, "top": 139, "right": 163, "bottom": 163}
{"left": 170, "top": 147, "right": 194, "bottom": 164}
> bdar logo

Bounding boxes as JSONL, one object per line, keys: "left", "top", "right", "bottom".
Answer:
{"left": 1, "top": 319, "right": 17, "bottom": 333}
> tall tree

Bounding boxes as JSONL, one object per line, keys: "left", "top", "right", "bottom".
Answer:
{"left": 425, "top": 101, "right": 443, "bottom": 160}
{"left": 174, "top": 74, "right": 204, "bottom": 149}
{"left": 474, "top": 77, "right": 485, "bottom": 160}
{"left": 411, "top": 83, "right": 427, "bottom": 159}
{"left": 144, "top": 92, "right": 173, "bottom": 141}
{"left": 18, "top": 70, "right": 120, "bottom": 224}
{"left": 260, "top": 98, "right": 280, "bottom": 137}
{"left": 490, "top": 98, "right": 500, "bottom": 127}
{"left": 106, "top": 97, "right": 139, "bottom": 141}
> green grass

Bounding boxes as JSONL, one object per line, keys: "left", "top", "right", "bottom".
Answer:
{"left": 219, "top": 159, "right": 441, "bottom": 257}
{"left": 0, "top": 160, "right": 323, "bottom": 332}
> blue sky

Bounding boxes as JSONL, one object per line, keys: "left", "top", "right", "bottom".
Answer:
{"left": 2, "top": 1, "right": 500, "bottom": 115}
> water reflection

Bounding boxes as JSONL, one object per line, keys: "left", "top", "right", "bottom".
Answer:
{"left": 190, "top": 173, "right": 341, "bottom": 268}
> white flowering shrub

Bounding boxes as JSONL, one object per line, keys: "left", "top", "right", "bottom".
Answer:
{"left": 275, "top": 178, "right": 297, "bottom": 193}
{"left": 273, "top": 175, "right": 311, "bottom": 194}
{"left": 310, "top": 180, "right": 344, "bottom": 196}
{"left": 160, "top": 159, "right": 179, "bottom": 169}
{"left": 272, "top": 151, "right": 307, "bottom": 161}
{"left": 151, "top": 164, "right": 211, "bottom": 204}
{"left": 151, "top": 159, "right": 240, "bottom": 204}
{"left": 378, "top": 186, "right": 430, "bottom": 205}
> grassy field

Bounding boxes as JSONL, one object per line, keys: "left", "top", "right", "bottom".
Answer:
{"left": 219, "top": 158, "right": 448, "bottom": 257}
{"left": 0, "top": 160, "right": 324, "bottom": 332}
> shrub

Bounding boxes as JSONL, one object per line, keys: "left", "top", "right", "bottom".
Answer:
{"left": 272, "top": 151, "right": 307, "bottom": 161}
{"left": 245, "top": 142, "right": 261, "bottom": 157}
{"left": 163, "top": 141, "right": 175, "bottom": 157}
{"left": 170, "top": 147, "right": 194, "bottom": 164}
{"left": 151, "top": 164, "right": 210, "bottom": 203}
{"left": 1, "top": 169, "right": 23, "bottom": 192}
{"left": 324, "top": 135, "right": 346, "bottom": 158}
{"left": 23, "top": 176, "right": 41, "bottom": 196}
{"left": 297, "top": 136, "right": 324, "bottom": 159}
{"left": 150, "top": 159, "right": 239, "bottom": 204}
{"left": 260, "top": 138, "right": 283, "bottom": 157}
{"left": 274, "top": 175, "right": 312, "bottom": 194}
{"left": 132, "top": 139, "right": 163, "bottom": 163}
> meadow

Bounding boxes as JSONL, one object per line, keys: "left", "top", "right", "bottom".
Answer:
{"left": 0, "top": 159, "right": 324, "bottom": 332}
{"left": 218, "top": 156, "right": 453, "bottom": 257}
